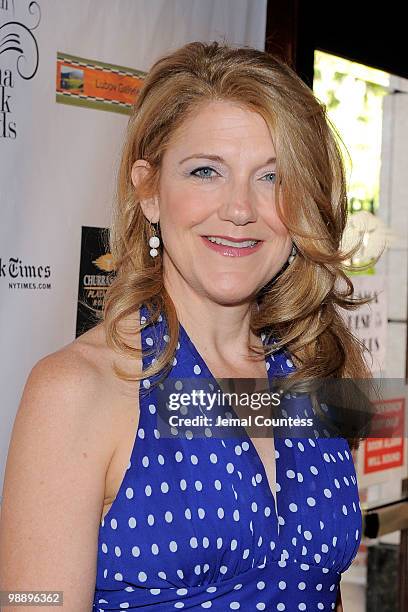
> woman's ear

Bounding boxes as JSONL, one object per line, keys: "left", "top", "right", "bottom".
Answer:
{"left": 131, "top": 159, "right": 160, "bottom": 223}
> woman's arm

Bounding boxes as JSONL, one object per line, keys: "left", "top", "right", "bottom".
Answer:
{"left": 0, "top": 351, "right": 113, "bottom": 611}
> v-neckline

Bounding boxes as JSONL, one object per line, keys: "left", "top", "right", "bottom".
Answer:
{"left": 177, "top": 318, "right": 281, "bottom": 529}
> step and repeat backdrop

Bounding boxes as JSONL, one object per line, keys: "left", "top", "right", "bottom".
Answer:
{"left": 0, "top": 0, "right": 267, "bottom": 488}
{"left": 1, "top": 0, "right": 402, "bottom": 601}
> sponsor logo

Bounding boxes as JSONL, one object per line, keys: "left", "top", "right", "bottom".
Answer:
{"left": 56, "top": 52, "right": 146, "bottom": 115}
{"left": 76, "top": 226, "right": 114, "bottom": 336}
{"left": 0, "top": 256, "right": 51, "bottom": 289}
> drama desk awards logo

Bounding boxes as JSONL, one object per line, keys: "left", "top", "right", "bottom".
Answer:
{"left": 0, "top": 0, "right": 41, "bottom": 138}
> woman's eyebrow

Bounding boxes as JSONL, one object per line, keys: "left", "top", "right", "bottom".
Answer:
{"left": 179, "top": 154, "right": 276, "bottom": 165}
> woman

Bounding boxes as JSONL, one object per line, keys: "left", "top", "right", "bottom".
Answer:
{"left": 0, "top": 41, "right": 375, "bottom": 610}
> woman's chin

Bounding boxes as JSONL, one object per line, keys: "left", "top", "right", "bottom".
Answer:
{"left": 202, "top": 283, "right": 258, "bottom": 306}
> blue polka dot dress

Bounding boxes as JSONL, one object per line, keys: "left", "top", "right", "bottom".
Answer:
{"left": 93, "top": 304, "right": 362, "bottom": 610}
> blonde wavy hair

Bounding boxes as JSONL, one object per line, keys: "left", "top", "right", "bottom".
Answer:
{"left": 96, "top": 41, "right": 380, "bottom": 450}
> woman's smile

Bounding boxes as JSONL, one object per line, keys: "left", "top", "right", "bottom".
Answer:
{"left": 200, "top": 235, "right": 264, "bottom": 257}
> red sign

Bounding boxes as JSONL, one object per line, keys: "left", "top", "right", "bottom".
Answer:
{"left": 363, "top": 398, "right": 405, "bottom": 473}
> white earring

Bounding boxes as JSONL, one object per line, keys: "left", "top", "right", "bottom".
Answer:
{"left": 148, "top": 222, "right": 160, "bottom": 258}
{"left": 288, "top": 243, "right": 297, "bottom": 264}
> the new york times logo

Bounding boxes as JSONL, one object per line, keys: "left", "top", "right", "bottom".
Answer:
{"left": 1, "top": 256, "right": 51, "bottom": 289}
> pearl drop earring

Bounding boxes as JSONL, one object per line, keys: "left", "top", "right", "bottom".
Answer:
{"left": 288, "top": 243, "right": 297, "bottom": 264}
{"left": 148, "top": 222, "right": 161, "bottom": 258}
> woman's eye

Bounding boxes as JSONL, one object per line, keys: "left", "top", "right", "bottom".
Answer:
{"left": 262, "top": 172, "right": 276, "bottom": 183}
{"left": 190, "top": 167, "right": 218, "bottom": 181}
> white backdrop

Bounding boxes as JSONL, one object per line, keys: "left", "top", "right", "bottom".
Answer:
{"left": 0, "top": 0, "right": 267, "bottom": 495}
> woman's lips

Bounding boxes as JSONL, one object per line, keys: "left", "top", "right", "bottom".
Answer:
{"left": 200, "top": 236, "right": 264, "bottom": 257}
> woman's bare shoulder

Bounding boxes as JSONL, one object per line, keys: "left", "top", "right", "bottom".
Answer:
{"left": 26, "top": 311, "right": 143, "bottom": 429}
{"left": 60, "top": 311, "right": 142, "bottom": 397}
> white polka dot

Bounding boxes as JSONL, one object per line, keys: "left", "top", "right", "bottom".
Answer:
{"left": 278, "top": 581, "right": 286, "bottom": 590}
{"left": 289, "top": 503, "right": 298, "bottom": 512}
{"left": 169, "top": 540, "right": 178, "bottom": 552}
{"left": 229, "top": 603, "right": 240, "bottom": 610}
{"left": 286, "top": 470, "right": 295, "bottom": 479}
{"left": 193, "top": 364, "right": 201, "bottom": 375}
{"left": 277, "top": 604, "right": 286, "bottom": 611}
{"left": 298, "top": 582, "right": 306, "bottom": 590}
{"left": 257, "top": 581, "right": 265, "bottom": 590}
{"left": 125, "top": 487, "right": 134, "bottom": 499}
{"left": 210, "top": 453, "right": 218, "bottom": 463}
{"left": 177, "top": 589, "right": 188, "bottom": 596}
{"left": 165, "top": 511, "right": 173, "bottom": 523}
{"left": 323, "top": 489, "right": 332, "bottom": 498}
{"left": 151, "top": 543, "right": 159, "bottom": 555}
{"left": 110, "top": 518, "right": 117, "bottom": 529}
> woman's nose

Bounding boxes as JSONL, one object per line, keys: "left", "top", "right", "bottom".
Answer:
{"left": 217, "top": 184, "right": 258, "bottom": 225}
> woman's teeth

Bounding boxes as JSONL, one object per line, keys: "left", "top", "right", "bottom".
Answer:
{"left": 205, "top": 236, "right": 259, "bottom": 248}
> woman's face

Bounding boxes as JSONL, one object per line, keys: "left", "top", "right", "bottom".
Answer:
{"left": 136, "top": 100, "right": 292, "bottom": 305}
